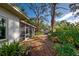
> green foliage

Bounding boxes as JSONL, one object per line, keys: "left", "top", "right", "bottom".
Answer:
{"left": 49, "top": 20, "right": 79, "bottom": 56}
{"left": 27, "top": 18, "right": 35, "bottom": 26}
{"left": 0, "top": 41, "right": 29, "bottom": 56}
{"left": 51, "top": 30, "right": 79, "bottom": 55}
{"left": 54, "top": 20, "right": 79, "bottom": 45}
{"left": 53, "top": 43, "right": 76, "bottom": 56}
{"left": 36, "top": 31, "right": 44, "bottom": 35}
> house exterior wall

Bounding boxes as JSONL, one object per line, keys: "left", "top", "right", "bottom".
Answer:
{"left": 0, "top": 7, "right": 20, "bottom": 42}
{"left": 20, "top": 22, "right": 36, "bottom": 40}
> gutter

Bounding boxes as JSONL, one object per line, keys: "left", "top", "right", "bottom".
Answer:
{"left": 21, "top": 20, "right": 36, "bottom": 28}
{"left": 0, "top": 3, "right": 36, "bottom": 28}
{"left": 0, "top": 3, "right": 29, "bottom": 20}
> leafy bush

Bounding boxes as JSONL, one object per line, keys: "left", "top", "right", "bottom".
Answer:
{"left": 49, "top": 21, "right": 79, "bottom": 55}
{"left": 36, "top": 31, "right": 44, "bottom": 35}
{"left": 53, "top": 43, "right": 77, "bottom": 56}
{"left": 53, "top": 30, "right": 79, "bottom": 45}
{"left": 50, "top": 30, "right": 79, "bottom": 55}
{"left": 0, "top": 41, "right": 30, "bottom": 56}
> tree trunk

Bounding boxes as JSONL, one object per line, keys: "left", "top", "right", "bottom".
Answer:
{"left": 37, "top": 18, "right": 40, "bottom": 31}
{"left": 35, "top": 18, "right": 40, "bottom": 32}
{"left": 51, "top": 3, "right": 56, "bottom": 32}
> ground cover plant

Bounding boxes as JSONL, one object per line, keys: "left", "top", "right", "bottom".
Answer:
{"left": 49, "top": 20, "right": 79, "bottom": 56}
{"left": 0, "top": 41, "right": 31, "bottom": 56}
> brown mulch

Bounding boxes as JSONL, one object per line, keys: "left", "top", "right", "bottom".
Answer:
{"left": 21, "top": 35, "right": 55, "bottom": 56}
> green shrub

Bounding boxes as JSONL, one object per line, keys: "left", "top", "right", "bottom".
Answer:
{"left": 50, "top": 30, "right": 79, "bottom": 56}
{"left": 49, "top": 22, "right": 79, "bottom": 55}
{"left": 54, "top": 31, "right": 79, "bottom": 45}
{"left": 0, "top": 41, "right": 29, "bottom": 56}
{"left": 36, "top": 31, "right": 44, "bottom": 35}
{"left": 72, "top": 33, "right": 79, "bottom": 46}
{"left": 53, "top": 43, "right": 77, "bottom": 56}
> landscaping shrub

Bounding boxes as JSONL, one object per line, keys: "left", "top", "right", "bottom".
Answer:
{"left": 36, "top": 31, "right": 44, "bottom": 35}
{"left": 50, "top": 30, "right": 79, "bottom": 55}
{"left": 53, "top": 43, "right": 77, "bottom": 56}
{"left": 49, "top": 20, "right": 79, "bottom": 56}
{"left": 49, "top": 28, "right": 79, "bottom": 55}
{"left": 0, "top": 41, "right": 30, "bottom": 56}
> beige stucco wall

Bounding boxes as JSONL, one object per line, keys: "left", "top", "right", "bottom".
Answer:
{"left": 0, "top": 7, "right": 20, "bottom": 42}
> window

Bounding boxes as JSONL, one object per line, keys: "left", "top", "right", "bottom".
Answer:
{"left": 20, "top": 22, "right": 31, "bottom": 39}
{"left": 25, "top": 27, "right": 30, "bottom": 37}
{"left": 0, "top": 16, "right": 6, "bottom": 39}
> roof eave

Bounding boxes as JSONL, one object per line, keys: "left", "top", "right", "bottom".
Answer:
{"left": 0, "top": 3, "right": 29, "bottom": 20}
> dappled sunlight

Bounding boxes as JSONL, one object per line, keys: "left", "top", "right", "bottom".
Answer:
{"left": 1, "top": 3, "right": 79, "bottom": 56}
{"left": 21, "top": 35, "right": 53, "bottom": 56}
{"left": 15, "top": 21, "right": 19, "bottom": 26}
{"left": 13, "top": 32, "right": 19, "bottom": 39}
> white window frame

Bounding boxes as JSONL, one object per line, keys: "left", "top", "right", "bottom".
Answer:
{"left": 25, "top": 27, "right": 30, "bottom": 38}
{"left": 0, "top": 15, "right": 7, "bottom": 42}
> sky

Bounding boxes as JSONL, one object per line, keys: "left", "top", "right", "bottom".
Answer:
{"left": 17, "top": 3, "right": 79, "bottom": 25}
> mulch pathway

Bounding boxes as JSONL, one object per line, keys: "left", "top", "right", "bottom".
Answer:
{"left": 22, "top": 35, "right": 54, "bottom": 56}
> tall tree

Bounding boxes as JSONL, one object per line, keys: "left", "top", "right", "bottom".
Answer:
{"left": 49, "top": 3, "right": 69, "bottom": 31}
{"left": 26, "top": 3, "right": 49, "bottom": 31}
{"left": 15, "top": 3, "right": 69, "bottom": 32}
{"left": 13, "top": 3, "right": 49, "bottom": 31}
{"left": 51, "top": 3, "right": 56, "bottom": 31}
